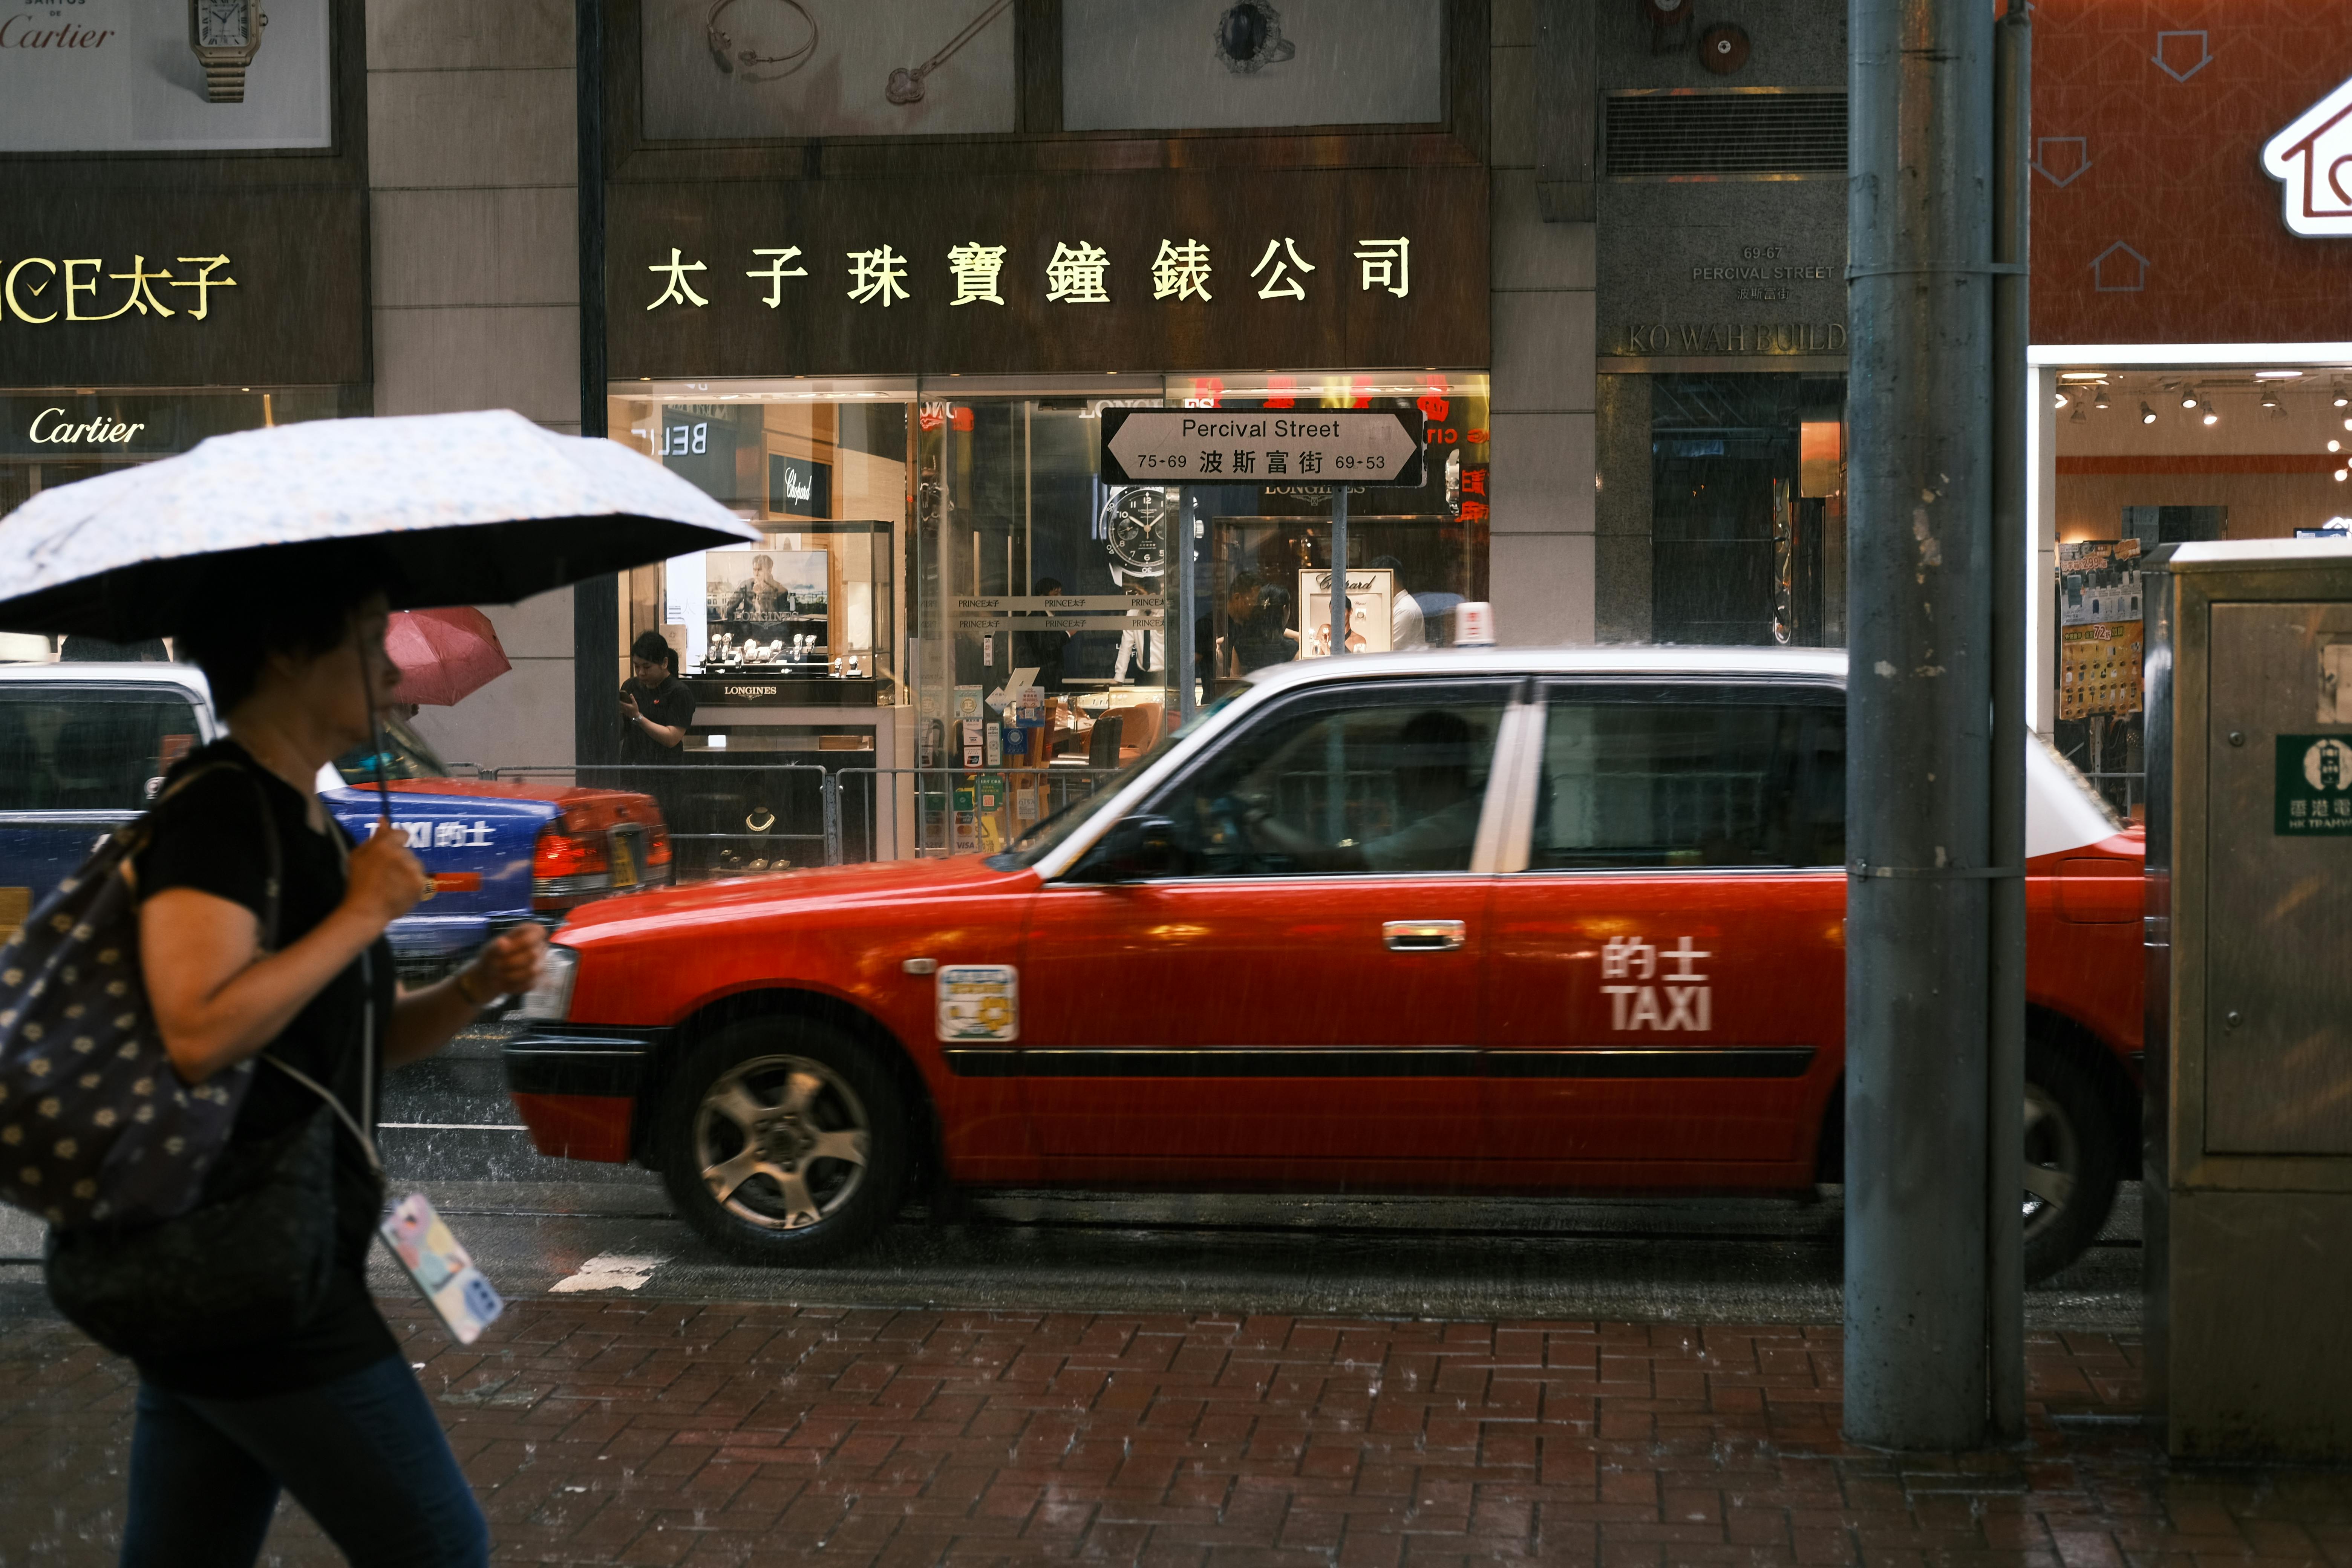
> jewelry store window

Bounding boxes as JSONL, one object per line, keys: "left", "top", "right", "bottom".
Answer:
{"left": 608, "top": 378, "right": 914, "bottom": 871}
{"left": 915, "top": 372, "right": 1488, "bottom": 810}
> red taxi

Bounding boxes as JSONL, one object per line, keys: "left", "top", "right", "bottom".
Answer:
{"left": 507, "top": 649, "right": 2144, "bottom": 1280}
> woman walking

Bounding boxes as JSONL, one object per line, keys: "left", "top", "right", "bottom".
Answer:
{"left": 102, "top": 576, "right": 542, "bottom": 1566}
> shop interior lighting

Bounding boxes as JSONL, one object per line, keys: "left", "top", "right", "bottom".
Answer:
{"left": 2180, "top": 387, "right": 2199, "bottom": 409}
{"left": 2336, "top": 383, "right": 2350, "bottom": 408}
{"left": 2262, "top": 386, "right": 2284, "bottom": 416}
{"left": 2141, "top": 401, "right": 2159, "bottom": 424}
{"left": 2052, "top": 390, "right": 2069, "bottom": 409}
{"left": 2338, "top": 469, "right": 2349, "bottom": 483}
{"left": 2070, "top": 400, "right": 2087, "bottom": 423}
{"left": 2330, "top": 439, "right": 2342, "bottom": 453}
{"left": 2254, "top": 369, "right": 2303, "bottom": 379}
{"left": 2203, "top": 407, "right": 2220, "bottom": 426}
{"left": 2093, "top": 386, "right": 2110, "bottom": 410}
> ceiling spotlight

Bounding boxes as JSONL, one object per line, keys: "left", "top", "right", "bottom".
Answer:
{"left": 2331, "top": 440, "right": 2342, "bottom": 453}
{"left": 2070, "top": 401, "right": 2087, "bottom": 423}
{"left": 2336, "top": 385, "right": 2349, "bottom": 408}
{"left": 2203, "top": 409, "right": 2220, "bottom": 426}
{"left": 2181, "top": 387, "right": 2200, "bottom": 409}
{"left": 2093, "top": 386, "right": 2110, "bottom": 410}
{"left": 2141, "top": 401, "right": 2158, "bottom": 425}
{"left": 2338, "top": 469, "right": 2349, "bottom": 483}
{"left": 2053, "top": 390, "right": 2069, "bottom": 410}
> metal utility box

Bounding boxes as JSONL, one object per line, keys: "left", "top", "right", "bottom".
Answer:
{"left": 2144, "top": 539, "right": 2352, "bottom": 1460}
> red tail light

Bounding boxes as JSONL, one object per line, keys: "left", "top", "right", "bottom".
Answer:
{"left": 647, "top": 822, "right": 672, "bottom": 865}
{"left": 533, "top": 825, "right": 610, "bottom": 908}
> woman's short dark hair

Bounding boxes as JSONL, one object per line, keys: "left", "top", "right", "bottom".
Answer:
{"left": 630, "top": 630, "right": 672, "bottom": 666}
{"left": 174, "top": 565, "right": 385, "bottom": 715}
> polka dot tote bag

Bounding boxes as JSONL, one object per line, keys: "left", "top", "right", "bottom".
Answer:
{"left": 0, "top": 764, "right": 278, "bottom": 1229}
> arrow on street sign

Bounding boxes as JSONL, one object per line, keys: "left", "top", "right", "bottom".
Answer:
{"left": 1099, "top": 407, "right": 1425, "bottom": 487}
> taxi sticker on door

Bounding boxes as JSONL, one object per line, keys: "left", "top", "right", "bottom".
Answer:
{"left": 937, "top": 964, "right": 1019, "bottom": 1042}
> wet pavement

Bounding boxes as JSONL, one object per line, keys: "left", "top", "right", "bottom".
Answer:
{"left": 0, "top": 1023, "right": 2316, "bottom": 1567}
{"left": 9, "top": 1302, "right": 2352, "bottom": 1567}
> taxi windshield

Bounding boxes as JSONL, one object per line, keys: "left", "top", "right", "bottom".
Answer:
{"left": 989, "top": 692, "right": 1239, "bottom": 869}
{"left": 334, "top": 710, "right": 453, "bottom": 784}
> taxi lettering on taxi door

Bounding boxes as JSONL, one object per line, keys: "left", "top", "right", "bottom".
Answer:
{"left": 1597, "top": 935, "right": 1712, "bottom": 1031}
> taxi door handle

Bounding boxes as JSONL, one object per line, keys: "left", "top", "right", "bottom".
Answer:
{"left": 1384, "top": 919, "right": 1467, "bottom": 952}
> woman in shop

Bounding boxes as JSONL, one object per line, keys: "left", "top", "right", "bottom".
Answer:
{"left": 79, "top": 574, "right": 543, "bottom": 1565}
{"left": 618, "top": 627, "right": 697, "bottom": 865}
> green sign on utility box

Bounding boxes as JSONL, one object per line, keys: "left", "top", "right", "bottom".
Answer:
{"left": 2276, "top": 735, "right": 2352, "bottom": 834}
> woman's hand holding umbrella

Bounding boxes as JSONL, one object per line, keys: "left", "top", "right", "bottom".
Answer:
{"left": 346, "top": 821, "right": 432, "bottom": 925}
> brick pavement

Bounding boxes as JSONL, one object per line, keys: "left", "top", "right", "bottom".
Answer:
{"left": 1, "top": 1297, "right": 2348, "bottom": 1567}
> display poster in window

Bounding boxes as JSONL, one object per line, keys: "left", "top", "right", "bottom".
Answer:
{"left": 2057, "top": 539, "right": 2143, "bottom": 720}
{"left": 640, "top": 0, "right": 1017, "bottom": 141}
{"left": 704, "top": 548, "right": 829, "bottom": 663}
{"left": 1297, "top": 568, "right": 1395, "bottom": 658}
{"left": 0, "top": 0, "right": 331, "bottom": 152}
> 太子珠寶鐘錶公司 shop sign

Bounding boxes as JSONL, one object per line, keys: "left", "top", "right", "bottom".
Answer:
{"left": 603, "top": 167, "right": 1489, "bottom": 378}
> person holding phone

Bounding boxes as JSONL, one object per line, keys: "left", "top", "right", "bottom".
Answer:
{"left": 619, "top": 630, "right": 694, "bottom": 758}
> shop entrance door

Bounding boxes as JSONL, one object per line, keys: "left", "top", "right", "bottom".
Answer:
{"left": 1015, "top": 678, "right": 1516, "bottom": 1174}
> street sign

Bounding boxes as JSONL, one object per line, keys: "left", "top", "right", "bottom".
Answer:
{"left": 1099, "top": 407, "right": 1425, "bottom": 487}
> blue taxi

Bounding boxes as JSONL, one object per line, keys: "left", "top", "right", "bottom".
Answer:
{"left": 0, "top": 662, "right": 669, "bottom": 977}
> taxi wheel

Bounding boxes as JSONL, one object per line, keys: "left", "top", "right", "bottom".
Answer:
{"left": 2021, "top": 1044, "right": 2122, "bottom": 1285}
{"left": 655, "top": 1018, "right": 911, "bottom": 1265}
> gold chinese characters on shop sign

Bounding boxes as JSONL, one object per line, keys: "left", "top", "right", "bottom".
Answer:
{"left": 0, "top": 255, "right": 237, "bottom": 324}
{"left": 647, "top": 238, "right": 1412, "bottom": 312}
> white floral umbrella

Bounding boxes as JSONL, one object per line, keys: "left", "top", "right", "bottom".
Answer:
{"left": 0, "top": 409, "right": 757, "bottom": 637}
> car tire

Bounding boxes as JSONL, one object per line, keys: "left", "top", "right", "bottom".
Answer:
{"left": 654, "top": 1016, "right": 911, "bottom": 1265}
{"left": 2022, "top": 1041, "right": 2123, "bottom": 1284}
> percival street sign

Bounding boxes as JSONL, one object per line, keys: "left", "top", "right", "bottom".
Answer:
{"left": 1099, "top": 408, "right": 1425, "bottom": 488}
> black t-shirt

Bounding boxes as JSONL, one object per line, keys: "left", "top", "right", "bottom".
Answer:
{"left": 128, "top": 741, "right": 398, "bottom": 1398}
{"left": 620, "top": 674, "right": 695, "bottom": 762}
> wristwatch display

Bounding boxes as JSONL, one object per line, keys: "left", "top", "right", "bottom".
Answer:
{"left": 1100, "top": 486, "right": 1170, "bottom": 576}
{"left": 190, "top": 0, "right": 267, "bottom": 104}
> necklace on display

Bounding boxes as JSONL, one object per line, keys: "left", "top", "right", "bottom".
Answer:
{"left": 706, "top": 0, "right": 818, "bottom": 82}
{"left": 885, "top": 0, "right": 1011, "bottom": 104}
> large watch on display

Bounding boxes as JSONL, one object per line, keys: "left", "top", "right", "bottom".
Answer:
{"left": 1099, "top": 486, "right": 1170, "bottom": 576}
{"left": 190, "top": 0, "right": 267, "bottom": 104}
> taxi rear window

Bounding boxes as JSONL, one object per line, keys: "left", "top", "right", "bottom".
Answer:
{"left": 1530, "top": 686, "right": 1844, "bottom": 870}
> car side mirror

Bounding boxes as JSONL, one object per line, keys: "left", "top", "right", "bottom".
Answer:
{"left": 1072, "top": 815, "right": 1180, "bottom": 883}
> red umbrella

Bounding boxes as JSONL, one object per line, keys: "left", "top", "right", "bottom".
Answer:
{"left": 384, "top": 607, "right": 511, "bottom": 706}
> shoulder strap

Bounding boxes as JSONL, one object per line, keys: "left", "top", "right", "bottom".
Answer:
{"left": 130, "top": 757, "right": 286, "bottom": 954}
{"left": 260, "top": 1052, "right": 384, "bottom": 1180}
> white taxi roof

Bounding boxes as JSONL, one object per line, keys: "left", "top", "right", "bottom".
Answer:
{"left": 1239, "top": 644, "right": 1847, "bottom": 697}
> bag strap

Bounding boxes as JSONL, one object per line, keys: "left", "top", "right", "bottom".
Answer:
{"left": 260, "top": 817, "right": 383, "bottom": 1178}
{"left": 131, "top": 755, "right": 286, "bottom": 953}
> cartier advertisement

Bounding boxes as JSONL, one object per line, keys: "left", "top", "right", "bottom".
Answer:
{"left": 0, "top": 0, "right": 330, "bottom": 152}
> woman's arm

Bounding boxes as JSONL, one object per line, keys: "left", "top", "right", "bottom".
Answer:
{"left": 384, "top": 923, "right": 547, "bottom": 1067}
{"left": 141, "top": 824, "right": 426, "bottom": 1084}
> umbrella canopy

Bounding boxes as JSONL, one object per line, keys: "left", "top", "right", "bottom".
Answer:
{"left": 0, "top": 410, "right": 758, "bottom": 638}
{"left": 385, "top": 607, "right": 512, "bottom": 707}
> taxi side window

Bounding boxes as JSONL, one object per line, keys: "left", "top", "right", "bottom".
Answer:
{"left": 1529, "top": 691, "right": 1844, "bottom": 871}
{"left": 1147, "top": 683, "right": 1510, "bottom": 877}
{"left": 0, "top": 688, "right": 204, "bottom": 812}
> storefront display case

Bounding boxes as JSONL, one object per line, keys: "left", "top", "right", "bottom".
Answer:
{"left": 613, "top": 371, "right": 1491, "bottom": 860}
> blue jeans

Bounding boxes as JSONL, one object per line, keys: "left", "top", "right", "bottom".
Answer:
{"left": 121, "top": 1354, "right": 487, "bottom": 1568}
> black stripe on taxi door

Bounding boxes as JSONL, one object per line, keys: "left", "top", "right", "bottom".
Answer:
{"left": 941, "top": 1046, "right": 1816, "bottom": 1078}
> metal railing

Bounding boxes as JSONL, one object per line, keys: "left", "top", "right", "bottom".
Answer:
{"left": 479, "top": 761, "right": 1125, "bottom": 870}
{"left": 832, "top": 765, "right": 1125, "bottom": 863}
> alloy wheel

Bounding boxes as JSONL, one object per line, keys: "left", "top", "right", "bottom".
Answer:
{"left": 2021, "top": 1080, "right": 2081, "bottom": 1246}
{"left": 692, "top": 1054, "right": 871, "bottom": 1231}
